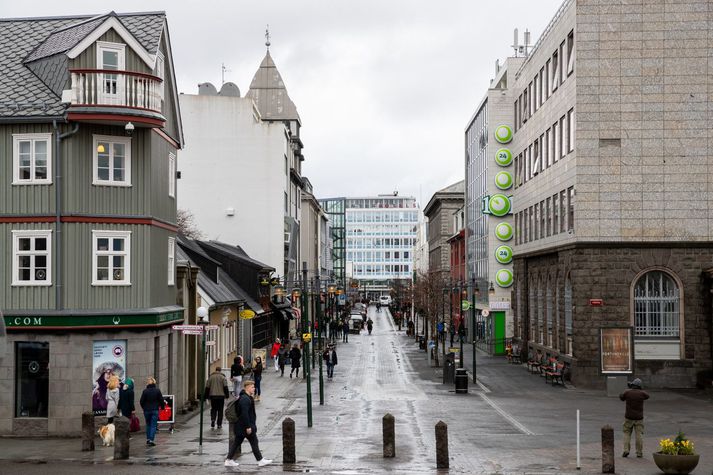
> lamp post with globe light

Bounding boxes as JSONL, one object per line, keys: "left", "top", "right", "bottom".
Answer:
{"left": 196, "top": 306, "right": 209, "bottom": 451}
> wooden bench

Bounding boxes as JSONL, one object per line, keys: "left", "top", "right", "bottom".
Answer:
{"left": 527, "top": 354, "right": 544, "bottom": 374}
{"left": 544, "top": 362, "right": 566, "bottom": 386}
{"left": 511, "top": 347, "right": 522, "bottom": 364}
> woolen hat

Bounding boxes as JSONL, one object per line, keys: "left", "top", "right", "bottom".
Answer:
{"left": 630, "top": 378, "right": 642, "bottom": 388}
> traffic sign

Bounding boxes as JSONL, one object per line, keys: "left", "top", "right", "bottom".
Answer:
{"left": 482, "top": 309, "right": 490, "bottom": 317}
{"left": 172, "top": 324, "right": 203, "bottom": 331}
{"left": 182, "top": 330, "right": 203, "bottom": 335}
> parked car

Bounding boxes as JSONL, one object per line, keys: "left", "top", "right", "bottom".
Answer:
{"left": 379, "top": 295, "right": 391, "bottom": 306}
{"left": 354, "top": 302, "right": 367, "bottom": 316}
{"left": 349, "top": 315, "right": 363, "bottom": 333}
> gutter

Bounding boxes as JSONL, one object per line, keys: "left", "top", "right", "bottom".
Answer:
{"left": 53, "top": 120, "right": 79, "bottom": 311}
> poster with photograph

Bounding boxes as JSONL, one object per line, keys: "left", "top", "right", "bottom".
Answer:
{"left": 158, "top": 394, "right": 175, "bottom": 424}
{"left": 251, "top": 348, "right": 267, "bottom": 369}
{"left": 600, "top": 328, "right": 633, "bottom": 374}
{"left": 92, "top": 340, "right": 127, "bottom": 415}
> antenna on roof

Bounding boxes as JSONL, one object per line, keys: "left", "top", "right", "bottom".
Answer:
{"left": 524, "top": 29, "right": 531, "bottom": 56}
{"left": 221, "top": 63, "right": 231, "bottom": 85}
{"left": 512, "top": 28, "right": 520, "bottom": 57}
{"left": 265, "top": 24, "right": 271, "bottom": 51}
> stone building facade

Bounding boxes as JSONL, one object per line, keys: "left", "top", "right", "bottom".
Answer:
{"left": 423, "top": 181, "right": 464, "bottom": 280}
{"left": 509, "top": 0, "right": 713, "bottom": 388}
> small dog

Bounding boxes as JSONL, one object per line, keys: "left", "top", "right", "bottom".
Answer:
{"left": 98, "top": 423, "right": 115, "bottom": 446}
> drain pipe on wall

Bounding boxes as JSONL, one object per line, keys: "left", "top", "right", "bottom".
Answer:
{"left": 53, "top": 120, "right": 79, "bottom": 311}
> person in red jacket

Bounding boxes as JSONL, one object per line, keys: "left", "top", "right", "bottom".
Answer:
{"left": 270, "top": 339, "right": 281, "bottom": 372}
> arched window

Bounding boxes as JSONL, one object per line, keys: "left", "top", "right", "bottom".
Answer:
{"left": 537, "top": 279, "right": 544, "bottom": 344}
{"left": 634, "top": 271, "right": 679, "bottom": 337}
{"left": 564, "top": 274, "right": 573, "bottom": 355}
{"left": 546, "top": 279, "right": 553, "bottom": 347}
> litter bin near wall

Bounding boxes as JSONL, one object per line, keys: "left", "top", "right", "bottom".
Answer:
{"left": 443, "top": 353, "right": 455, "bottom": 384}
{"left": 454, "top": 368, "right": 468, "bottom": 394}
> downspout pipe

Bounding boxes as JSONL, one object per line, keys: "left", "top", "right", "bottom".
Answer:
{"left": 53, "top": 120, "right": 79, "bottom": 311}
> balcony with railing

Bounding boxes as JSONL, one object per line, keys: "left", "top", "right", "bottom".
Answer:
{"left": 65, "top": 69, "right": 165, "bottom": 127}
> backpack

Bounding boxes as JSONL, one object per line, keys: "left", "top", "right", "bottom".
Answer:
{"left": 225, "top": 397, "right": 240, "bottom": 423}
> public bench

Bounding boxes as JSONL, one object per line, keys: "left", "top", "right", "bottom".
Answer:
{"left": 544, "top": 362, "right": 566, "bottom": 386}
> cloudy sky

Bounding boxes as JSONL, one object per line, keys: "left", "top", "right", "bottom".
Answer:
{"left": 7, "top": 0, "right": 563, "bottom": 206}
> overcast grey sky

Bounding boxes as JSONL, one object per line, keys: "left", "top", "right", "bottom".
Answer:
{"left": 6, "top": 0, "right": 563, "bottom": 206}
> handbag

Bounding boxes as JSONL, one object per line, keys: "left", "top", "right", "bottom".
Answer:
{"left": 129, "top": 414, "right": 140, "bottom": 432}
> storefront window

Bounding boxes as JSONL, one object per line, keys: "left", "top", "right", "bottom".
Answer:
{"left": 15, "top": 342, "right": 49, "bottom": 418}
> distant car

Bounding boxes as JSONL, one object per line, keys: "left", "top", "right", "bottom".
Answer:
{"left": 349, "top": 315, "right": 363, "bottom": 333}
{"left": 354, "top": 302, "right": 367, "bottom": 316}
{"left": 379, "top": 296, "right": 391, "bottom": 306}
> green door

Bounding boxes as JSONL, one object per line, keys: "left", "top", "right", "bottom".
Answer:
{"left": 493, "top": 311, "right": 506, "bottom": 355}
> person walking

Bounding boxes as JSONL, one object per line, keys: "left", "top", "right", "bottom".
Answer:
{"left": 230, "top": 357, "right": 244, "bottom": 397}
{"left": 224, "top": 380, "right": 272, "bottom": 468}
{"left": 323, "top": 344, "right": 338, "bottom": 379}
{"left": 620, "top": 378, "right": 649, "bottom": 458}
{"left": 118, "top": 377, "right": 135, "bottom": 438}
{"left": 105, "top": 375, "right": 120, "bottom": 424}
{"left": 205, "top": 367, "right": 229, "bottom": 430}
{"left": 139, "top": 377, "right": 165, "bottom": 446}
{"left": 289, "top": 344, "right": 301, "bottom": 378}
{"left": 367, "top": 317, "right": 374, "bottom": 335}
{"left": 270, "top": 339, "right": 281, "bottom": 372}
{"left": 437, "top": 320, "right": 445, "bottom": 343}
{"left": 253, "top": 356, "right": 263, "bottom": 401}
{"left": 277, "top": 343, "right": 288, "bottom": 377}
{"left": 342, "top": 320, "right": 350, "bottom": 343}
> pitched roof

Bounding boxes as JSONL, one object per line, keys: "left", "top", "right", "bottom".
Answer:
{"left": 0, "top": 12, "right": 165, "bottom": 119}
{"left": 423, "top": 180, "right": 465, "bottom": 216}
{"left": 437, "top": 180, "right": 465, "bottom": 194}
{"left": 245, "top": 51, "right": 301, "bottom": 124}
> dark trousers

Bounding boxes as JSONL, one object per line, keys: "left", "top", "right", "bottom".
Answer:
{"left": 326, "top": 363, "right": 334, "bottom": 378}
{"left": 255, "top": 375, "right": 262, "bottom": 396}
{"left": 227, "top": 425, "right": 262, "bottom": 461}
{"left": 210, "top": 396, "right": 225, "bottom": 427}
{"left": 343, "top": 331, "right": 348, "bottom": 343}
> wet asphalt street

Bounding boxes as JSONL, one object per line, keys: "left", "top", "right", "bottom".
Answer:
{"left": 1, "top": 304, "right": 712, "bottom": 474}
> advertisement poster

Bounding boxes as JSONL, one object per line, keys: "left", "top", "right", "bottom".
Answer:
{"left": 600, "top": 328, "right": 633, "bottom": 374}
{"left": 251, "top": 348, "right": 267, "bottom": 369}
{"left": 92, "top": 340, "right": 127, "bottom": 415}
{"left": 158, "top": 394, "right": 175, "bottom": 425}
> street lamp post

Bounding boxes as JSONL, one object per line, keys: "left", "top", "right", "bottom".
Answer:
{"left": 472, "top": 278, "right": 479, "bottom": 383}
{"left": 459, "top": 282, "right": 465, "bottom": 368}
{"left": 196, "top": 306, "right": 209, "bottom": 452}
{"left": 300, "top": 262, "right": 313, "bottom": 428}
{"left": 316, "top": 276, "right": 324, "bottom": 406}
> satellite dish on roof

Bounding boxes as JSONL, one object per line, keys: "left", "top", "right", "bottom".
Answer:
{"left": 219, "top": 82, "right": 240, "bottom": 97}
{"left": 198, "top": 82, "right": 218, "bottom": 96}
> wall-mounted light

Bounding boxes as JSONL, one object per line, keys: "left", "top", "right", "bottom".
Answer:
{"left": 96, "top": 143, "right": 106, "bottom": 153}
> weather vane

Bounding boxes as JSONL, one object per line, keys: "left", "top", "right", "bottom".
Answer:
{"left": 265, "top": 24, "right": 271, "bottom": 51}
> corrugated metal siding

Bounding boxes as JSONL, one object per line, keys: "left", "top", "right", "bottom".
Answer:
{"left": 0, "top": 124, "right": 56, "bottom": 215}
{"left": 149, "top": 226, "right": 177, "bottom": 307}
{"left": 157, "top": 36, "right": 180, "bottom": 142}
{"left": 149, "top": 132, "right": 177, "bottom": 223}
{"left": 0, "top": 222, "right": 56, "bottom": 310}
{"left": 70, "top": 29, "right": 151, "bottom": 74}
{"left": 62, "top": 125, "right": 152, "bottom": 216}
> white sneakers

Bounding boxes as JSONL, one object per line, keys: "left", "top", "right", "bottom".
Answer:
{"left": 224, "top": 459, "right": 239, "bottom": 467}
{"left": 257, "top": 458, "right": 273, "bottom": 467}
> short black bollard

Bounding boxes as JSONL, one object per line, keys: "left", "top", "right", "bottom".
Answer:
{"left": 82, "top": 411, "right": 95, "bottom": 451}
{"left": 601, "top": 425, "right": 614, "bottom": 473}
{"left": 114, "top": 416, "right": 130, "bottom": 460}
{"left": 383, "top": 413, "right": 395, "bottom": 458}
{"left": 282, "top": 417, "right": 296, "bottom": 464}
{"left": 435, "top": 420, "right": 449, "bottom": 469}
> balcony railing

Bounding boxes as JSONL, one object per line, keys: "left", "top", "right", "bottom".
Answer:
{"left": 69, "top": 69, "right": 163, "bottom": 113}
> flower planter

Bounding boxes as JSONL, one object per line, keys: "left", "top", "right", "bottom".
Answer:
{"left": 652, "top": 453, "right": 700, "bottom": 475}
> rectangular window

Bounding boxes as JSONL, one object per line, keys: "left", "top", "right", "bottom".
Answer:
{"left": 560, "top": 191, "right": 567, "bottom": 233}
{"left": 514, "top": 99, "right": 519, "bottom": 132}
{"left": 539, "top": 67, "right": 545, "bottom": 106}
{"left": 97, "top": 41, "right": 126, "bottom": 103}
{"left": 552, "top": 50, "right": 559, "bottom": 92}
{"left": 15, "top": 342, "right": 49, "bottom": 418}
{"left": 540, "top": 133, "right": 546, "bottom": 170}
{"left": 545, "top": 59, "right": 551, "bottom": 98}
{"left": 522, "top": 89, "right": 528, "bottom": 123}
{"left": 528, "top": 81, "right": 533, "bottom": 117}
{"left": 13, "top": 134, "right": 52, "bottom": 184}
{"left": 545, "top": 128, "right": 552, "bottom": 167}
{"left": 522, "top": 211, "right": 527, "bottom": 244}
{"left": 93, "top": 135, "right": 131, "bottom": 186}
{"left": 567, "top": 108, "right": 575, "bottom": 152}
{"left": 552, "top": 193, "right": 559, "bottom": 235}
{"left": 568, "top": 187, "right": 575, "bottom": 231}
{"left": 533, "top": 76, "right": 538, "bottom": 112}
{"left": 546, "top": 197, "right": 551, "bottom": 237}
{"left": 560, "top": 116, "right": 567, "bottom": 159}
{"left": 12, "top": 230, "right": 52, "bottom": 286}
{"left": 540, "top": 201, "right": 546, "bottom": 239}
{"left": 560, "top": 40, "right": 567, "bottom": 85}
{"left": 513, "top": 154, "right": 519, "bottom": 188}
{"left": 567, "top": 30, "right": 575, "bottom": 75}
{"left": 523, "top": 149, "right": 529, "bottom": 183}
{"left": 533, "top": 204, "right": 539, "bottom": 241}
{"left": 168, "top": 153, "right": 176, "bottom": 198}
{"left": 524, "top": 208, "right": 529, "bottom": 243}
{"left": 528, "top": 144, "right": 534, "bottom": 179}
{"left": 533, "top": 139, "right": 540, "bottom": 176}
{"left": 552, "top": 121, "right": 559, "bottom": 162}
{"left": 92, "top": 230, "right": 131, "bottom": 286}
{"left": 167, "top": 237, "right": 175, "bottom": 286}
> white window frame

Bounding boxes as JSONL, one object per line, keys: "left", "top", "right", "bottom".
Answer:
{"left": 167, "top": 237, "right": 175, "bottom": 286}
{"left": 168, "top": 152, "right": 176, "bottom": 198}
{"left": 92, "top": 230, "right": 131, "bottom": 286}
{"left": 12, "top": 133, "right": 52, "bottom": 185}
{"left": 12, "top": 230, "right": 52, "bottom": 286}
{"left": 93, "top": 135, "right": 132, "bottom": 186}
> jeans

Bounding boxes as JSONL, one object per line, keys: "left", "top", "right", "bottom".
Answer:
{"left": 210, "top": 396, "right": 225, "bottom": 427}
{"left": 255, "top": 376, "right": 262, "bottom": 396}
{"left": 227, "top": 425, "right": 262, "bottom": 461}
{"left": 623, "top": 418, "right": 644, "bottom": 455}
{"left": 144, "top": 410, "right": 158, "bottom": 442}
{"left": 232, "top": 378, "right": 241, "bottom": 397}
{"left": 343, "top": 331, "right": 348, "bottom": 343}
{"left": 326, "top": 363, "right": 334, "bottom": 378}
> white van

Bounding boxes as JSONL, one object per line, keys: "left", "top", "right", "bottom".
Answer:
{"left": 379, "top": 295, "right": 391, "bottom": 306}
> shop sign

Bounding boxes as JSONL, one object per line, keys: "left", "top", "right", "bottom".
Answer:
{"left": 4, "top": 311, "right": 183, "bottom": 330}
{"left": 490, "top": 301, "right": 511, "bottom": 310}
{"left": 239, "top": 309, "right": 256, "bottom": 320}
{"left": 92, "top": 340, "right": 127, "bottom": 416}
{"left": 600, "top": 327, "right": 633, "bottom": 374}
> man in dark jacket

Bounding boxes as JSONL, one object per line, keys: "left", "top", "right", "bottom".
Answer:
{"left": 139, "top": 377, "right": 165, "bottom": 446}
{"left": 620, "top": 378, "right": 649, "bottom": 458}
{"left": 224, "top": 380, "right": 271, "bottom": 468}
{"left": 323, "top": 344, "right": 338, "bottom": 379}
{"left": 205, "top": 367, "right": 229, "bottom": 430}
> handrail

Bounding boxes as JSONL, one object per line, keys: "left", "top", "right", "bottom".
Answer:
{"left": 68, "top": 69, "right": 163, "bottom": 113}
{"left": 69, "top": 68, "right": 163, "bottom": 83}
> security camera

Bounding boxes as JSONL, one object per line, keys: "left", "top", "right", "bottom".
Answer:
{"left": 125, "top": 122, "right": 135, "bottom": 136}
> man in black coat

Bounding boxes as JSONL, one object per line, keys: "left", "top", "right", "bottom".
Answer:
{"left": 224, "top": 381, "right": 271, "bottom": 468}
{"left": 323, "top": 344, "right": 338, "bottom": 379}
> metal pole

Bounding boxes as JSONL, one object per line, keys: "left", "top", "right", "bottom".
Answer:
{"left": 471, "top": 278, "right": 476, "bottom": 382}
{"left": 198, "top": 323, "right": 206, "bottom": 450}
{"left": 302, "top": 262, "right": 313, "bottom": 428}
{"left": 576, "top": 409, "right": 581, "bottom": 469}
{"left": 317, "top": 276, "right": 324, "bottom": 405}
{"left": 459, "top": 281, "right": 463, "bottom": 368}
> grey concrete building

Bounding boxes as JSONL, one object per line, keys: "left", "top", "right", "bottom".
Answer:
{"left": 423, "top": 181, "right": 464, "bottom": 280}
{"left": 509, "top": 0, "right": 713, "bottom": 388}
{"left": 0, "top": 12, "right": 185, "bottom": 435}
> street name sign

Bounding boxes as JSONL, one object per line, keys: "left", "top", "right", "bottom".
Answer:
{"left": 172, "top": 324, "right": 202, "bottom": 331}
{"left": 182, "top": 330, "right": 203, "bottom": 335}
{"left": 205, "top": 341, "right": 216, "bottom": 346}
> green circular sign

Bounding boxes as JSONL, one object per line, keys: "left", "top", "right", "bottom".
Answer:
{"left": 495, "top": 269, "right": 514, "bottom": 288}
{"left": 495, "top": 148, "right": 513, "bottom": 166}
{"left": 495, "top": 171, "right": 513, "bottom": 190}
{"left": 495, "top": 222, "right": 513, "bottom": 241}
{"left": 488, "top": 194, "right": 511, "bottom": 217}
{"left": 494, "top": 125, "right": 513, "bottom": 144}
{"left": 495, "top": 245, "right": 513, "bottom": 264}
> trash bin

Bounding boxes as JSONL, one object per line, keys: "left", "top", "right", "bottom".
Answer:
{"left": 443, "top": 353, "right": 455, "bottom": 384}
{"left": 418, "top": 336, "right": 426, "bottom": 350}
{"left": 454, "top": 368, "right": 468, "bottom": 394}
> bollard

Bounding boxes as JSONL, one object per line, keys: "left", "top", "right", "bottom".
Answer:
{"left": 383, "top": 413, "right": 395, "bottom": 458}
{"left": 114, "top": 416, "right": 130, "bottom": 460}
{"left": 82, "top": 411, "right": 95, "bottom": 451}
{"left": 435, "top": 420, "right": 449, "bottom": 469}
{"left": 282, "top": 417, "right": 296, "bottom": 464}
{"left": 601, "top": 425, "right": 615, "bottom": 474}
